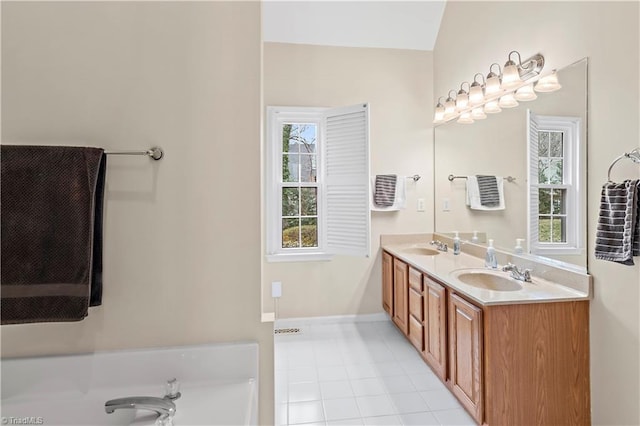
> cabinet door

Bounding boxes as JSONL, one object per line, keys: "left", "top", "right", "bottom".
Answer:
{"left": 392, "top": 259, "right": 409, "bottom": 335}
{"left": 449, "top": 293, "right": 483, "bottom": 424}
{"left": 382, "top": 252, "right": 393, "bottom": 315}
{"left": 424, "top": 277, "right": 447, "bottom": 381}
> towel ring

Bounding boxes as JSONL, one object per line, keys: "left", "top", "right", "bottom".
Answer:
{"left": 607, "top": 148, "right": 640, "bottom": 182}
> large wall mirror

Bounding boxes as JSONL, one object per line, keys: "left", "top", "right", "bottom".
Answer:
{"left": 434, "top": 58, "right": 588, "bottom": 272}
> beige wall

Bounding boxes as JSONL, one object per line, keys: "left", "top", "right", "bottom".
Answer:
{"left": 434, "top": 2, "right": 640, "bottom": 424}
{"left": 262, "top": 42, "right": 433, "bottom": 319}
{"left": 1, "top": 2, "right": 273, "bottom": 423}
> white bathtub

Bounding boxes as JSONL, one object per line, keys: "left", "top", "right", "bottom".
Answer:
{"left": 1, "top": 342, "right": 258, "bottom": 425}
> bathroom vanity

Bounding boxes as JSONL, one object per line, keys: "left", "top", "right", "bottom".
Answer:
{"left": 381, "top": 234, "right": 591, "bottom": 426}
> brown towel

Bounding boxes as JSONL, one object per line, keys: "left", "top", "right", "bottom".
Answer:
{"left": 595, "top": 179, "right": 640, "bottom": 265}
{"left": 1, "top": 145, "right": 106, "bottom": 324}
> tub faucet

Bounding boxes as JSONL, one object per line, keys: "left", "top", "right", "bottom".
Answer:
{"left": 105, "top": 396, "right": 176, "bottom": 419}
{"left": 502, "top": 263, "right": 532, "bottom": 282}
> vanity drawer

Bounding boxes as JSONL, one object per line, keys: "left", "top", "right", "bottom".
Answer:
{"left": 408, "top": 314, "right": 424, "bottom": 351}
{"left": 409, "top": 287, "right": 424, "bottom": 321}
{"left": 409, "top": 267, "right": 423, "bottom": 292}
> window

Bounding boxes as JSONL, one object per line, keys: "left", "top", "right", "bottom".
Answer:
{"left": 266, "top": 105, "right": 370, "bottom": 262}
{"left": 527, "top": 111, "right": 582, "bottom": 255}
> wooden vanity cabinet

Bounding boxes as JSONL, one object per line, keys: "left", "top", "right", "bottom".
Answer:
{"left": 407, "top": 267, "right": 424, "bottom": 351}
{"left": 381, "top": 251, "right": 591, "bottom": 426}
{"left": 423, "top": 277, "right": 447, "bottom": 381}
{"left": 382, "top": 251, "right": 393, "bottom": 315}
{"left": 449, "top": 293, "right": 483, "bottom": 424}
{"left": 392, "top": 258, "right": 409, "bottom": 334}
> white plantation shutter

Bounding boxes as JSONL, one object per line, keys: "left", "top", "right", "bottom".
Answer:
{"left": 323, "top": 103, "right": 370, "bottom": 257}
{"left": 527, "top": 109, "right": 539, "bottom": 252}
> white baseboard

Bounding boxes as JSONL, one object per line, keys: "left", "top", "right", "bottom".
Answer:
{"left": 275, "top": 312, "right": 389, "bottom": 328}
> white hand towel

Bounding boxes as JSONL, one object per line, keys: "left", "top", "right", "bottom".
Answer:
{"left": 466, "top": 176, "right": 505, "bottom": 210}
{"left": 371, "top": 176, "right": 406, "bottom": 211}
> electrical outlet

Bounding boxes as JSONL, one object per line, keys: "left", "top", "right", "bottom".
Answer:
{"left": 271, "top": 281, "right": 282, "bottom": 298}
{"left": 443, "top": 198, "right": 450, "bottom": 211}
{"left": 417, "top": 198, "right": 425, "bottom": 212}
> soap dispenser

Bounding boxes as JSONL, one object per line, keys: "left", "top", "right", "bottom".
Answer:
{"left": 471, "top": 231, "right": 479, "bottom": 243}
{"left": 485, "top": 239, "right": 497, "bottom": 269}
{"left": 514, "top": 238, "right": 525, "bottom": 254}
{"left": 453, "top": 231, "right": 461, "bottom": 255}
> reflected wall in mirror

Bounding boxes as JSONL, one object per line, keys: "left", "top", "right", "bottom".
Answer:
{"left": 434, "top": 58, "right": 588, "bottom": 271}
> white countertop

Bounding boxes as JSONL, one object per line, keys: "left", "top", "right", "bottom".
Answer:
{"left": 383, "top": 242, "right": 590, "bottom": 307}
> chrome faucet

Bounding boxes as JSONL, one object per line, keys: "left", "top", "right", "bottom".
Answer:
{"left": 430, "top": 240, "right": 448, "bottom": 252}
{"left": 502, "top": 263, "right": 532, "bottom": 282}
{"left": 105, "top": 396, "right": 176, "bottom": 421}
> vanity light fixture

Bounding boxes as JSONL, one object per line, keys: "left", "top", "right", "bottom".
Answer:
{"left": 485, "top": 64, "right": 502, "bottom": 96}
{"left": 433, "top": 50, "right": 555, "bottom": 124}
{"left": 456, "top": 82, "right": 470, "bottom": 110}
{"left": 483, "top": 100, "right": 502, "bottom": 114}
{"left": 444, "top": 90, "right": 457, "bottom": 116}
{"left": 514, "top": 83, "right": 538, "bottom": 101}
{"left": 501, "top": 51, "right": 524, "bottom": 89}
{"left": 434, "top": 97, "right": 446, "bottom": 123}
{"left": 498, "top": 92, "right": 519, "bottom": 108}
{"left": 470, "top": 107, "right": 487, "bottom": 120}
{"left": 469, "top": 74, "right": 485, "bottom": 105}
{"left": 457, "top": 111, "right": 474, "bottom": 124}
{"left": 534, "top": 69, "right": 562, "bottom": 92}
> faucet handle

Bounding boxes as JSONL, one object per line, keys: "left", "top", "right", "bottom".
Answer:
{"left": 164, "top": 378, "right": 181, "bottom": 400}
{"left": 502, "top": 263, "right": 515, "bottom": 272}
{"left": 523, "top": 269, "right": 532, "bottom": 282}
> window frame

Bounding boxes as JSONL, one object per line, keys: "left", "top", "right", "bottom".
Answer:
{"left": 528, "top": 113, "right": 582, "bottom": 256}
{"left": 266, "top": 106, "right": 332, "bottom": 262}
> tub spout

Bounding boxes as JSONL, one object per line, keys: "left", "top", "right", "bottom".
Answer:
{"left": 105, "top": 396, "right": 176, "bottom": 418}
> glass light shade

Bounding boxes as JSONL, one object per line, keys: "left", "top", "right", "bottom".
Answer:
{"left": 469, "top": 83, "right": 484, "bottom": 105}
{"left": 484, "top": 100, "right": 502, "bottom": 114}
{"left": 514, "top": 83, "right": 538, "bottom": 101}
{"left": 434, "top": 104, "right": 445, "bottom": 122}
{"left": 501, "top": 61, "right": 522, "bottom": 90}
{"left": 444, "top": 96, "right": 456, "bottom": 114}
{"left": 534, "top": 71, "right": 562, "bottom": 92}
{"left": 498, "top": 93, "right": 519, "bottom": 108}
{"left": 457, "top": 112, "right": 474, "bottom": 124}
{"left": 485, "top": 73, "right": 501, "bottom": 95}
{"left": 456, "top": 91, "right": 469, "bottom": 110}
{"left": 470, "top": 107, "right": 487, "bottom": 120}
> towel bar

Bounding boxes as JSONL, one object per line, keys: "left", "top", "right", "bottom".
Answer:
{"left": 448, "top": 174, "right": 516, "bottom": 183}
{"left": 105, "top": 147, "right": 164, "bottom": 160}
{"left": 607, "top": 148, "right": 640, "bottom": 182}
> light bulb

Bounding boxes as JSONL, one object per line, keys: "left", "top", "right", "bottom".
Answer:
{"left": 469, "top": 82, "right": 484, "bottom": 105}
{"left": 457, "top": 112, "right": 474, "bottom": 124}
{"left": 444, "top": 97, "right": 456, "bottom": 115}
{"left": 498, "top": 93, "right": 519, "bottom": 108}
{"left": 534, "top": 71, "right": 562, "bottom": 92}
{"left": 470, "top": 107, "right": 487, "bottom": 120}
{"left": 501, "top": 60, "right": 522, "bottom": 90}
{"left": 434, "top": 103, "right": 445, "bottom": 123}
{"left": 514, "top": 83, "right": 537, "bottom": 101}
{"left": 456, "top": 90, "right": 469, "bottom": 110}
{"left": 485, "top": 72, "right": 501, "bottom": 95}
{"left": 484, "top": 100, "right": 502, "bottom": 114}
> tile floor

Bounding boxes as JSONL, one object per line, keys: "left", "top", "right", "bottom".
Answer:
{"left": 274, "top": 318, "right": 476, "bottom": 426}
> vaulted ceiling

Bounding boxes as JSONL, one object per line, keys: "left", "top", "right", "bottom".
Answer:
{"left": 262, "top": 1, "right": 446, "bottom": 51}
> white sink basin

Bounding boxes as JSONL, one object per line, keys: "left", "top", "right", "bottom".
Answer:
{"left": 400, "top": 247, "right": 440, "bottom": 256}
{"left": 450, "top": 269, "right": 523, "bottom": 292}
